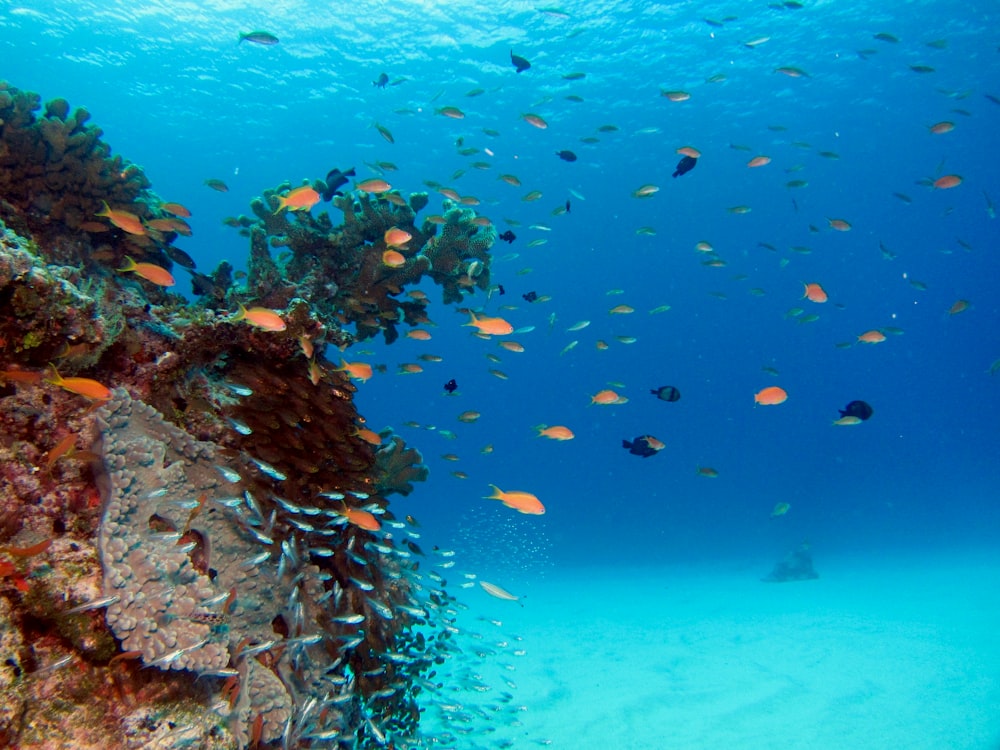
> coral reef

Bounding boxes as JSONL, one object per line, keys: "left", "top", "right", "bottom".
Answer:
{"left": 217, "top": 182, "right": 495, "bottom": 346}
{"left": 0, "top": 83, "right": 495, "bottom": 749}
{"left": 0, "top": 81, "right": 190, "bottom": 281}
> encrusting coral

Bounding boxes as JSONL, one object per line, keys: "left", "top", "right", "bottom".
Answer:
{"left": 0, "top": 83, "right": 498, "bottom": 749}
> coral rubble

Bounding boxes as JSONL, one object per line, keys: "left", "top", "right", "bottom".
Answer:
{"left": 0, "top": 83, "right": 497, "bottom": 749}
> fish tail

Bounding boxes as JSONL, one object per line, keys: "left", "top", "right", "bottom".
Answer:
{"left": 621, "top": 439, "right": 632, "bottom": 449}
{"left": 116, "top": 255, "right": 138, "bottom": 273}
{"left": 44, "top": 363, "right": 64, "bottom": 387}
{"left": 484, "top": 484, "right": 503, "bottom": 500}
{"left": 230, "top": 303, "right": 248, "bottom": 323}
{"left": 345, "top": 167, "right": 356, "bottom": 176}
{"left": 95, "top": 200, "right": 110, "bottom": 217}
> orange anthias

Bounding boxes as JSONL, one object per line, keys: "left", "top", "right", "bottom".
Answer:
{"left": 335, "top": 359, "right": 374, "bottom": 382}
{"left": 857, "top": 329, "right": 886, "bottom": 344}
{"left": 535, "top": 425, "right": 575, "bottom": 440}
{"left": 340, "top": 506, "right": 381, "bottom": 531}
{"left": 96, "top": 201, "right": 145, "bottom": 235}
{"left": 485, "top": 485, "right": 545, "bottom": 515}
{"left": 45, "top": 366, "right": 112, "bottom": 401}
{"left": 803, "top": 282, "right": 828, "bottom": 303}
{"left": 464, "top": 313, "right": 513, "bottom": 336}
{"left": 384, "top": 227, "right": 412, "bottom": 248}
{"left": 591, "top": 389, "right": 627, "bottom": 405}
{"left": 274, "top": 186, "right": 321, "bottom": 213}
{"left": 118, "top": 256, "right": 176, "bottom": 287}
{"left": 231, "top": 304, "right": 286, "bottom": 332}
{"left": 754, "top": 386, "right": 788, "bottom": 406}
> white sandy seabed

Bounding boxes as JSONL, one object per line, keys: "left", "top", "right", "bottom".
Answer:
{"left": 429, "top": 548, "right": 1000, "bottom": 750}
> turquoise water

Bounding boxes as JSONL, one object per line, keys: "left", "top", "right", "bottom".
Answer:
{"left": 5, "top": 1, "right": 999, "bottom": 745}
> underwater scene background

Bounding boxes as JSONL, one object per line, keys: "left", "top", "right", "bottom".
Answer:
{"left": 1, "top": 0, "right": 999, "bottom": 748}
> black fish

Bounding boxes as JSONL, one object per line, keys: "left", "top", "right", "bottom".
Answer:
{"left": 522, "top": 291, "right": 538, "bottom": 303}
{"left": 839, "top": 400, "right": 874, "bottom": 421}
{"left": 373, "top": 72, "right": 389, "bottom": 88}
{"left": 556, "top": 150, "right": 577, "bottom": 162}
{"left": 498, "top": 230, "right": 517, "bottom": 244}
{"left": 672, "top": 155, "right": 698, "bottom": 178}
{"left": 565, "top": 199, "right": 571, "bottom": 213}
{"left": 164, "top": 245, "right": 196, "bottom": 269}
{"left": 497, "top": 284, "right": 506, "bottom": 295}
{"left": 651, "top": 385, "right": 681, "bottom": 402}
{"left": 187, "top": 268, "right": 225, "bottom": 301}
{"left": 443, "top": 379, "right": 458, "bottom": 394}
{"left": 321, "top": 167, "right": 356, "bottom": 201}
{"left": 510, "top": 50, "right": 531, "bottom": 73}
{"left": 622, "top": 435, "right": 664, "bottom": 458}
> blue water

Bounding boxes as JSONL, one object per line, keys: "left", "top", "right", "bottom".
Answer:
{"left": 5, "top": 5, "right": 999, "bottom": 742}
{"left": 5, "top": 0, "right": 998, "bottom": 570}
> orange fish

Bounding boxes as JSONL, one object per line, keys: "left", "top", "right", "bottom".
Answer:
{"left": 357, "top": 178, "right": 391, "bottom": 193}
{"left": 754, "top": 386, "right": 788, "bottom": 406}
{"left": 464, "top": 312, "right": 513, "bottom": 336}
{"left": 96, "top": 201, "right": 145, "bottom": 235}
{"left": 398, "top": 363, "right": 423, "bottom": 374}
{"left": 499, "top": 341, "right": 524, "bottom": 353}
{"left": 1, "top": 538, "right": 53, "bottom": 557}
{"left": 609, "top": 305, "right": 635, "bottom": 314}
{"left": 382, "top": 249, "right": 406, "bottom": 268}
{"left": 45, "top": 366, "right": 112, "bottom": 401}
{"left": 933, "top": 174, "right": 962, "bottom": 190}
{"left": 928, "top": 121, "right": 954, "bottom": 135}
{"left": 827, "top": 218, "right": 852, "bottom": 231}
{"left": 384, "top": 227, "right": 412, "bottom": 248}
{"left": 485, "top": 485, "right": 545, "bottom": 515}
{"left": 591, "top": 389, "right": 627, "bottom": 405}
{"left": 160, "top": 202, "right": 192, "bottom": 217}
{"left": 803, "top": 282, "right": 828, "bottom": 303}
{"left": 676, "top": 146, "right": 702, "bottom": 158}
{"left": 747, "top": 155, "right": 772, "bottom": 168}
{"left": 336, "top": 359, "right": 374, "bottom": 382}
{"left": 307, "top": 359, "right": 322, "bottom": 386}
{"left": 353, "top": 427, "right": 383, "bottom": 446}
{"left": 406, "top": 329, "right": 432, "bottom": 341}
{"left": 274, "top": 186, "right": 321, "bottom": 213}
{"left": 0, "top": 368, "right": 44, "bottom": 384}
{"left": 45, "top": 433, "right": 78, "bottom": 471}
{"left": 857, "top": 329, "right": 886, "bottom": 344}
{"left": 117, "top": 256, "right": 175, "bottom": 287}
{"left": 535, "top": 425, "right": 574, "bottom": 440}
{"left": 339, "top": 506, "right": 380, "bottom": 531}
{"left": 298, "top": 335, "right": 314, "bottom": 359}
{"left": 231, "top": 304, "right": 286, "bottom": 332}
{"left": 947, "top": 299, "right": 970, "bottom": 315}
{"left": 696, "top": 466, "right": 720, "bottom": 478}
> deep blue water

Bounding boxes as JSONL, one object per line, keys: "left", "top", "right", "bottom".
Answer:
{"left": 4, "top": 0, "right": 998, "bottom": 578}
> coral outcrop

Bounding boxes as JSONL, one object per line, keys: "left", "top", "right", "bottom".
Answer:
{"left": 0, "top": 83, "right": 495, "bottom": 749}
{"left": 216, "top": 181, "right": 496, "bottom": 346}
